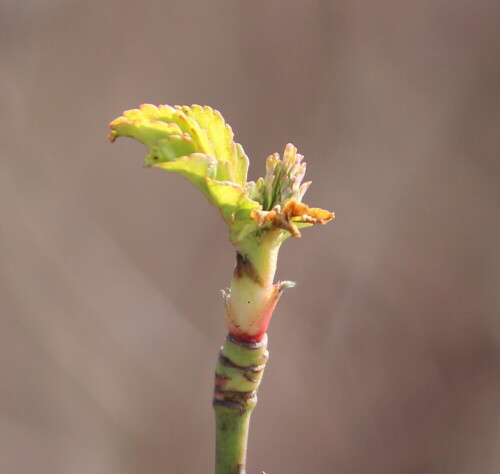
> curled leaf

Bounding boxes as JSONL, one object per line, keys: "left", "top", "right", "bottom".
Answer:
{"left": 109, "top": 104, "right": 248, "bottom": 184}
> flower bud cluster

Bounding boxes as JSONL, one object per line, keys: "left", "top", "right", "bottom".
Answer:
{"left": 248, "top": 144, "right": 311, "bottom": 211}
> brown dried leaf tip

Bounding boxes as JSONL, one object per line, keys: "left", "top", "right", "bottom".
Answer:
{"left": 251, "top": 199, "right": 334, "bottom": 238}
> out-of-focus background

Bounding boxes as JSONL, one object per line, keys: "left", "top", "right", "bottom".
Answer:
{"left": 1, "top": 1, "right": 499, "bottom": 473}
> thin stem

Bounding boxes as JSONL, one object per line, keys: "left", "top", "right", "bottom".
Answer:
{"left": 214, "top": 405, "right": 252, "bottom": 474}
{"left": 213, "top": 334, "right": 269, "bottom": 474}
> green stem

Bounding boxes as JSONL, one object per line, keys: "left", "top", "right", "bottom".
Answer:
{"left": 213, "top": 334, "right": 269, "bottom": 474}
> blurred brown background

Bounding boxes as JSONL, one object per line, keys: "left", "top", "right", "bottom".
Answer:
{"left": 1, "top": 1, "right": 499, "bottom": 473}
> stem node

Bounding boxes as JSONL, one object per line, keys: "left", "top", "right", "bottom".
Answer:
{"left": 213, "top": 333, "right": 269, "bottom": 474}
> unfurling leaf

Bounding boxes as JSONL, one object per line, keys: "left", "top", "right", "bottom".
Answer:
{"left": 109, "top": 104, "right": 333, "bottom": 247}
